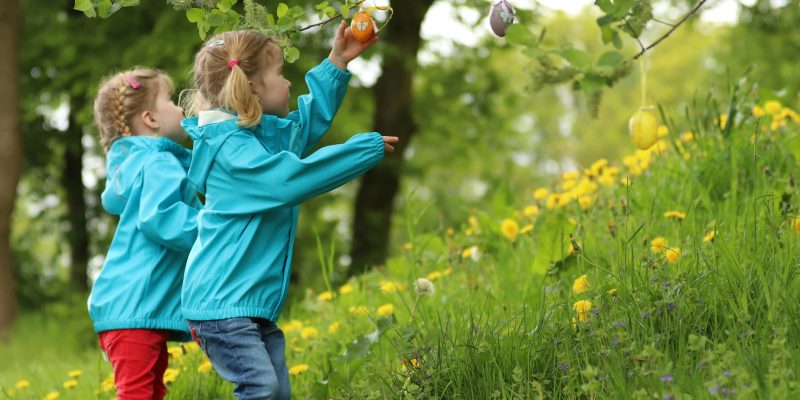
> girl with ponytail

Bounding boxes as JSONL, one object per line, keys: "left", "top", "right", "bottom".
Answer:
{"left": 180, "top": 22, "right": 397, "bottom": 399}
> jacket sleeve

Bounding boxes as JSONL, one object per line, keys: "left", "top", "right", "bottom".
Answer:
{"left": 138, "top": 155, "right": 200, "bottom": 251}
{"left": 216, "top": 132, "right": 384, "bottom": 214}
{"left": 285, "top": 58, "right": 352, "bottom": 156}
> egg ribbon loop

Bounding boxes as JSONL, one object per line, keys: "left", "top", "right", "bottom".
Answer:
{"left": 361, "top": 5, "right": 393, "bottom": 33}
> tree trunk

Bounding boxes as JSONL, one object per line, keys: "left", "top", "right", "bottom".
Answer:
{"left": 0, "top": 0, "right": 23, "bottom": 338}
{"left": 348, "top": 0, "right": 433, "bottom": 276}
{"left": 64, "top": 106, "right": 89, "bottom": 291}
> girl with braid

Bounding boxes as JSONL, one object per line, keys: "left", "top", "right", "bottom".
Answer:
{"left": 88, "top": 67, "right": 201, "bottom": 400}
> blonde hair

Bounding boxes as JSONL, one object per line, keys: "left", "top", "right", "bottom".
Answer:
{"left": 183, "top": 30, "right": 282, "bottom": 127}
{"left": 94, "top": 68, "right": 174, "bottom": 151}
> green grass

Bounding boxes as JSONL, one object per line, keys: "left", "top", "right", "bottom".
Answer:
{"left": 4, "top": 89, "right": 800, "bottom": 399}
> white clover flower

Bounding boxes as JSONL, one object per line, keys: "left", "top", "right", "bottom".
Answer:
{"left": 415, "top": 278, "right": 435, "bottom": 297}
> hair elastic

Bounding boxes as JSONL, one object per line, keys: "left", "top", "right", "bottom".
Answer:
{"left": 227, "top": 59, "right": 239, "bottom": 70}
{"left": 122, "top": 75, "right": 141, "bottom": 90}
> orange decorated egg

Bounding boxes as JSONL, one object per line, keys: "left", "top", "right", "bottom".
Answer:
{"left": 351, "top": 10, "right": 376, "bottom": 43}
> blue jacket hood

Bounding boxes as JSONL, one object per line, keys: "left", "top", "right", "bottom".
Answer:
{"left": 102, "top": 136, "right": 192, "bottom": 215}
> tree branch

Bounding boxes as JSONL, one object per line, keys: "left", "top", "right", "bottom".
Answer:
{"left": 632, "top": 0, "right": 709, "bottom": 60}
{"left": 300, "top": 0, "right": 367, "bottom": 32}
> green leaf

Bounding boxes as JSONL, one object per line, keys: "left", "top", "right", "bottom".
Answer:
{"left": 559, "top": 48, "right": 592, "bottom": 70}
{"left": 187, "top": 8, "right": 205, "bottom": 23}
{"left": 74, "top": 0, "right": 95, "bottom": 17}
{"left": 612, "top": 30, "right": 623, "bottom": 49}
{"left": 596, "top": 14, "right": 617, "bottom": 26}
{"left": 208, "top": 10, "right": 225, "bottom": 27}
{"left": 594, "top": 0, "right": 614, "bottom": 13}
{"left": 311, "top": 380, "right": 329, "bottom": 400}
{"left": 277, "top": 3, "right": 289, "bottom": 18}
{"left": 290, "top": 6, "right": 304, "bottom": 18}
{"left": 315, "top": 1, "right": 330, "bottom": 11}
{"left": 505, "top": 24, "right": 536, "bottom": 46}
{"left": 267, "top": 13, "right": 276, "bottom": 26}
{"left": 284, "top": 47, "right": 300, "bottom": 63}
{"left": 579, "top": 77, "right": 605, "bottom": 95}
{"left": 324, "top": 6, "right": 336, "bottom": 18}
{"left": 597, "top": 51, "right": 624, "bottom": 68}
{"left": 339, "top": 5, "right": 351, "bottom": 19}
{"left": 97, "top": 0, "right": 113, "bottom": 18}
{"left": 116, "top": 0, "right": 140, "bottom": 6}
{"left": 523, "top": 47, "right": 549, "bottom": 58}
{"left": 277, "top": 15, "right": 293, "bottom": 28}
{"left": 343, "top": 335, "right": 372, "bottom": 361}
{"left": 218, "top": 0, "right": 237, "bottom": 12}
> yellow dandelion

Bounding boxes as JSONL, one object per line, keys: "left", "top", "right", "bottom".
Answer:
{"left": 703, "top": 230, "right": 716, "bottom": 243}
{"left": 764, "top": 100, "right": 782, "bottom": 115}
{"left": 681, "top": 131, "right": 695, "bottom": 142}
{"left": 573, "top": 300, "right": 592, "bottom": 322}
{"left": 523, "top": 205, "right": 540, "bottom": 218}
{"left": 184, "top": 342, "right": 200, "bottom": 352}
{"left": 650, "top": 237, "right": 668, "bottom": 253}
{"left": 562, "top": 171, "right": 580, "bottom": 181}
{"left": 300, "top": 327, "right": 319, "bottom": 339}
{"left": 163, "top": 368, "right": 180, "bottom": 384}
{"left": 167, "top": 346, "right": 183, "bottom": 359}
{"left": 349, "top": 305, "right": 370, "bottom": 316}
{"left": 533, "top": 187, "right": 550, "bottom": 200}
{"left": 442, "top": 266, "right": 454, "bottom": 276}
{"left": 608, "top": 288, "right": 617, "bottom": 296}
{"left": 520, "top": 224, "right": 533, "bottom": 234}
{"left": 328, "top": 322, "right": 341, "bottom": 333}
{"left": 63, "top": 380, "right": 79, "bottom": 389}
{"left": 752, "top": 105, "right": 765, "bottom": 117}
{"left": 717, "top": 113, "right": 728, "bottom": 129}
{"left": 561, "top": 179, "right": 577, "bottom": 191}
{"left": 44, "top": 391, "right": 60, "bottom": 400}
{"left": 657, "top": 125, "right": 669, "bottom": 137}
{"left": 403, "top": 242, "right": 413, "bottom": 251}
{"left": 197, "top": 360, "right": 213, "bottom": 374}
{"left": 664, "top": 211, "right": 686, "bottom": 220}
{"left": 317, "top": 291, "right": 334, "bottom": 301}
{"left": 339, "top": 284, "right": 354, "bottom": 295}
{"left": 500, "top": 218, "right": 520, "bottom": 241}
{"left": 377, "top": 303, "right": 395, "bottom": 317}
{"left": 380, "top": 281, "right": 405, "bottom": 293}
{"left": 283, "top": 319, "right": 304, "bottom": 333}
{"left": 578, "top": 195, "right": 593, "bottom": 210}
{"left": 426, "top": 271, "right": 442, "bottom": 281}
{"left": 101, "top": 377, "right": 115, "bottom": 392}
{"left": 666, "top": 247, "right": 681, "bottom": 264}
{"left": 572, "top": 275, "right": 591, "bottom": 294}
{"left": 546, "top": 193, "right": 561, "bottom": 209}
{"left": 67, "top": 370, "right": 82, "bottom": 379}
{"left": 289, "top": 364, "right": 309, "bottom": 376}
{"left": 16, "top": 379, "right": 30, "bottom": 389}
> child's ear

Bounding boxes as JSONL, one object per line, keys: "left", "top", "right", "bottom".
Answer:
{"left": 248, "top": 80, "right": 258, "bottom": 96}
{"left": 140, "top": 110, "right": 159, "bottom": 130}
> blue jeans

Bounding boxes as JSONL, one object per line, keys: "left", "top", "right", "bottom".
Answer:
{"left": 187, "top": 318, "right": 290, "bottom": 400}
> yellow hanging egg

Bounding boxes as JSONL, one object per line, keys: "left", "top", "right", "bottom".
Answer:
{"left": 628, "top": 107, "right": 659, "bottom": 150}
{"left": 351, "top": 10, "right": 376, "bottom": 43}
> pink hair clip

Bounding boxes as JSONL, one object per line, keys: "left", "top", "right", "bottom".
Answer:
{"left": 123, "top": 75, "right": 141, "bottom": 90}
{"left": 227, "top": 59, "right": 239, "bottom": 70}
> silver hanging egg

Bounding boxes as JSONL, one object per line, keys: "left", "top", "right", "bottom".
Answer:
{"left": 489, "top": 0, "right": 516, "bottom": 37}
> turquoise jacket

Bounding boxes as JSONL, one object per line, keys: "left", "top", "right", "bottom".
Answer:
{"left": 180, "top": 58, "right": 385, "bottom": 322}
{"left": 88, "top": 136, "right": 201, "bottom": 335}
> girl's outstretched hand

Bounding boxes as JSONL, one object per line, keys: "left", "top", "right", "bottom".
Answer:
{"left": 383, "top": 136, "right": 399, "bottom": 153}
{"left": 329, "top": 20, "right": 379, "bottom": 71}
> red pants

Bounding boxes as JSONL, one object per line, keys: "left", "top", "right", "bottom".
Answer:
{"left": 98, "top": 329, "right": 171, "bottom": 400}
